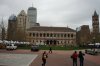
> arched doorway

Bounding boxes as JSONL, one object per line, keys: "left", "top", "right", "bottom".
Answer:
{"left": 46, "top": 40, "right": 57, "bottom": 45}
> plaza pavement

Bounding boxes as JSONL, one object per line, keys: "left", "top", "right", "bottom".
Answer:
{"left": 0, "top": 49, "right": 100, "bottom": 66}
{"left": 30, "top": 50, "right": 100, "bottom": 66}
{"left": 0, "top": 53, "right": 37, "bottom": 66}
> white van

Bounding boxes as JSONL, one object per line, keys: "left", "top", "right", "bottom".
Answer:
{"left": 6, "top": 44, "right": 17, "bottom": 50}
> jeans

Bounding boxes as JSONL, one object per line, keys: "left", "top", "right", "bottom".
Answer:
{"left": 80, "top": 60, "right": 84, "bottom": 66}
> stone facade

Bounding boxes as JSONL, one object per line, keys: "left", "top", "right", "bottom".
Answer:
{"left": 16, "top": 10, "right": 27, "bottom": 41}
{"left": 26, "top": 26, "right": 76, "bottom": 45}
{"left": 8, "top": 10, "right": 27, "bottom": 41}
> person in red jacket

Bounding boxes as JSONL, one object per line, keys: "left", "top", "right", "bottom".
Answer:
{"left": 71, "top": 51, "right": 78, "bottom": 66}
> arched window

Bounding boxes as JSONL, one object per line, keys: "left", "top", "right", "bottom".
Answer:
{"left": 33, "top": 33, "right": 35, "bottom": 37}
{"left": 54, "top": 34, "right": 56, "bottom": 37}
{"left": 47, "top": 33, "right": 49, "bottom": 37}
{"left": 43, "top": 33, "right": 46, "bottom": 37}
{"left": 68, "top": 34, "right": 70, "bottom": 37}
{"left": 64, "top": 34, "right": 66, "bottom": 37}
{"left": 61, "top": 34, "right": 63, "bottom": 37}
{"left": 40, "top": 33, "right": 42, "bottom": 37}
{"left": 71, "top": 34, "right": 73, "bottom": 38}
{"left": 57, "top": 34, "right": 59, "bottom": 37}
{"left": 50, "top": 33, "right": 53, "bottom": 37}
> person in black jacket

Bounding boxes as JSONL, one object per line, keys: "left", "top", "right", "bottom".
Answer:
{"left": 42, "top": 51, "right": 48, "bottom": 66}
{"left": 78, "top": 51, "right": 85, "bottom": 66}
{"left": 49, "top": 47, "right": 52, "bottom": 53}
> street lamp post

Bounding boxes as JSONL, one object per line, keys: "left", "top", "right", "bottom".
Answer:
{"left": 93, "top": 37, "right": 95, "bottom": 52}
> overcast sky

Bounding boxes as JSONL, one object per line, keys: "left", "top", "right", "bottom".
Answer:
{"left": 0, "top": 0, "right": 100, "bottom": 29}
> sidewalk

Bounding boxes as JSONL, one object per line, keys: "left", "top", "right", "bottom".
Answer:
{"left": 30, "top": 50, "right": 100, "bottom": 66}
{"left": 0, "top": 49, "right": 99, "bottom": 66}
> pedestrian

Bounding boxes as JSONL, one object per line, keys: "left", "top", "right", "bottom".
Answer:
{"left": 42, "top": 51, "right": 48, "bottom": 66}
{"left": 71, "top": 51, "right": 78, "bottom": 66}
{"left": 78, "top": 51, "right": 85, "bottom": 66}
{"left": 49, "top": 47, "right": 52, "bottom": 53}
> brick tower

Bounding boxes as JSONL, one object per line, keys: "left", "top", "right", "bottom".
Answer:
{"left": 92, "top": 11, "right": 99, "bottom": 36}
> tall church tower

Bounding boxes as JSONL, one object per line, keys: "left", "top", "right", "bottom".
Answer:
{"left": 92, "top": 11, "right": 99, "bottom": 36}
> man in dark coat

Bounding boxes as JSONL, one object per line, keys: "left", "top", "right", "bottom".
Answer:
{"left": 78, "top": 51, "right": 85, "bottom": 66}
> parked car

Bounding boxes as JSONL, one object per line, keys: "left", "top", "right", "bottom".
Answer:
{"left": 31, "top": 45, "right": 39, "bottom": 51}
{"left": 6, "top": 44, "right": 17, "bottom": 50}
{"left": 85, "top": 49, "right": 98, "bottom": 55}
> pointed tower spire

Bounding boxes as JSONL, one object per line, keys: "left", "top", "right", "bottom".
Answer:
{"left": 94, "top": 10, "right": 98, "bottom": 16}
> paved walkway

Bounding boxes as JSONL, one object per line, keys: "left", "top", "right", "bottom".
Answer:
{"left": 0, "top": 53, "right": 37, "bottom": 66}
{"left": 30, "top": 50, "right": 100, "bottom": 66}
{"left": 0, "top": 49, "right": 100, "bottom": 66}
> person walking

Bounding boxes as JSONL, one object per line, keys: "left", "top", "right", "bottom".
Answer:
{"left": 71, "top": 51, "right": 78, "bottom": 66}
{"left": 42, "top": 51, "right": 48, "bottom": 66}
{"left": 78, "top": 51, "right": 85, "bottom": 66}
{"left": 49, "top": 47, "right": 52, "bottom": 53}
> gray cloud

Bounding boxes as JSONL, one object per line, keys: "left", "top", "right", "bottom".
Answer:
{"left": 0, "top": 0, "right": 100, "bottom": 29}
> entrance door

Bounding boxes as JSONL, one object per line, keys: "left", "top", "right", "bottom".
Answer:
{"left": 46, "top": 40, "right": 57, "bottom": 45}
